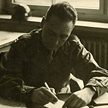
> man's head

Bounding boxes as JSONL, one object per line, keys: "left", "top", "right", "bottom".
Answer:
{"left": 45, "top": 2, "right": 77, "bottom": 25}
{"left": 41, "top": 2, "right": 77, "bottom": 51}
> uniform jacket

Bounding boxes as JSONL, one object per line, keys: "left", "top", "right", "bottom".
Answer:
{"left": 0, "top": 29, "right": 108, "bottom": 104}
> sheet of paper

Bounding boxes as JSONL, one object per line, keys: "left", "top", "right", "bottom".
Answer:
{"left": 45, "top": 92, "right": 108, "bottom": 108}
{"left": 45, "top": 100, "right": 90, "bottom": 108}
{"left": 45, "top": 99, "right": 64, "bottom": 108}
{"left": 94, "top": 106, "right": 108, "bottom": 108}
{"left": 94, "top": 92, "right": 108, "bottom": 104}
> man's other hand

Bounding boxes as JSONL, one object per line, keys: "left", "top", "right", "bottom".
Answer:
{"left": 62, "top": 87, "right": 95, "bottom": 108}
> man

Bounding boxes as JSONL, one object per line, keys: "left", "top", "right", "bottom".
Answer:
{"left": 0, "top": 2, "right": 108, "bottom": 108}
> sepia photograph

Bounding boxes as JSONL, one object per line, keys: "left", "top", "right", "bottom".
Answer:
{"left": 0, "top": 0, "right": 108, "bottom": 108}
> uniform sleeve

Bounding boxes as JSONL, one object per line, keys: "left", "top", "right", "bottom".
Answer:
{"left": 0, "top": 34, "right": 36, "bottom": 105}
{"left": 69, "top": 34, "right": 108, "bottom": 98}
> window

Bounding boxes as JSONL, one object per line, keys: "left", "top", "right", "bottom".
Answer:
{"left": 9, "top": 0, "right": 108, "bottom": 22}
{"left": 13, "top": 0, "right": 52, "bottom": 6}
{"left": 57, "top": 0, "right": 100, "bottom": 9}
{"left": 13, "top": 0, "right": 100, "bottom": 9}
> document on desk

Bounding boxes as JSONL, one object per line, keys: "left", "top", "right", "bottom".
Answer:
{"left": 45, "top": 100, "right": 90, "bottom": 108}
{"left": 94, "top": 92, "right": 108, "bottom": 104}
{"left": 45, "top": 92, "right": 108, "bottom": 108}
{"left": 80, "top": 92, "right": 108, "bottom": 108}
{"left": 93, "top": 92, "right": 108, "bottom": 108}
{"left": 45, "top": 99, "right": 64, "bottom": 108}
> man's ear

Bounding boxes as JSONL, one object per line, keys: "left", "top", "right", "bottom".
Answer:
{"left": 41, "top": 16, "right": 46, "bottom": 27}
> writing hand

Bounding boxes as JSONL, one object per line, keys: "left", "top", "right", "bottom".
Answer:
{"left": 62, "top": 87, "right": 95, "bottom": 108}
{"left": 31, "top": 87, "right": 58, "bottom": 105}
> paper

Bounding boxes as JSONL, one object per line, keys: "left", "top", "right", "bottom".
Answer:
{"left": 45, "top": 100, "right": 90, "bottom": 108}
{"left": 45, "top": 93, "right": 108, "bottom": 108}
{"left": 45, "top": 99, "right": 64, "bottom": 108}
{"left": 95, "top": 106, "right": 108, "bottom": 108}
{"left": 94, "top": 92, "right": 108, "bottom": 104}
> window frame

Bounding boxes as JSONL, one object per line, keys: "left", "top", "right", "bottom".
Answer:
{"left": 4, "top": 0, "right": 108, "bottom": 22}
{"left": 106, "top": 0, "right": 108, "bottom": 15}
{"left": 76, "top": 0, "right": 104, "bottom": 14}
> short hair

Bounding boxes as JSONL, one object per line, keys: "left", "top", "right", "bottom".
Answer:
{"left": 45, "top": 2, "right": 78, "bottom": 25}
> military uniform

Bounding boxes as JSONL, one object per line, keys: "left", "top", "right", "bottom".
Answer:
{"left": 0, "top": 29, "right": 108, "bottom": 105}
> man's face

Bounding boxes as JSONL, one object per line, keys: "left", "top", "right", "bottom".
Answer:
{"left": 42, "top": 15, "right": 74, "bottom": 51}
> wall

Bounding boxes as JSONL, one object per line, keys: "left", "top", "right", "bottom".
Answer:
{"left": 0, "top": 19, "right": 41, "bottom": 33}
{"left": 73, "top": 27, "right": 108, "bottom": 69}
{"left": 0, "top": 0, "right": 14, "bottom": 14}
{"left": 0, "top": 0, "right": 6, "bottom": 14}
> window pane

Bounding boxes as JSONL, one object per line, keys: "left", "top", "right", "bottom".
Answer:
{"left": 14, "top": 0, "right": 100, "bottom": 9}
{"left": 56, "top": 0, "right": 100, "bottom": 9}
{"left": 14, "top": 0, "right": 52, "bottom": 6}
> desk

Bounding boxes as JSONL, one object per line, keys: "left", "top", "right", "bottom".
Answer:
{"left": 0, "top": 92, "right": 108, "bottom": 108}
{"left": 33, "top": 93, "right": 108, "bottom": 108}
{"left": 0, "top": 96, "right": 26, "bottom": 108}
{"left": 0, "top": 31, "right": 24, "bottom": 52}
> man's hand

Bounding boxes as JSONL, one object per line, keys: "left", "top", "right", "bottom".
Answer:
{"left": 31, "top": 87, "right": 58, "bottom": 105}
{"left": 62, "top": 87, "right": 95, "bottom": 108}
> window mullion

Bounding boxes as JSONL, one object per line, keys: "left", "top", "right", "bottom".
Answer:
{"left": 104, "top": 0, "right": 108, "bottom": 14}
{"left": 107, "top": 0, "right": 108, "bottom": 14}
{"left": 52, "top": 0, "right": 56, "bottom": 4}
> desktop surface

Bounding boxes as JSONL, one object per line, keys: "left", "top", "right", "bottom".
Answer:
{"left": 0, "top": 92, "right": 108, "bottom": 108}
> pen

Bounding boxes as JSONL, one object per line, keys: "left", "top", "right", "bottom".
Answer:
{"left": 44, "top": 82, "right": 58, "bottom": 102}
{"left": 44, "top": 82, "right": 52, "bottom": 92}
{"left": 44, "top": 82, "right": 57, "bottom": 96}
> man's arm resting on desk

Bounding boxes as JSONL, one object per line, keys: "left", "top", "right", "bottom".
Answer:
{"left": 62, "top": 76, "right": 108, "bottom": 108}
{"left": 85, "top": 76, "right": 108, "bottom": 98}
{"left": 62, "top": 87, "right": 95, "bottom": 108}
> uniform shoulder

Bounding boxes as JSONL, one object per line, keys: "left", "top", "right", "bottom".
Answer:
{"left": 10, "top": 29, "right": 40, "bottom": 51}
{"left": 10, "top": 29, "right": 41, "bottom": 57}
{"left": 18, "top": 29, "right": 39, "bottom": 40}
{"left": 13, "top": 29, "right": 40, "bottom": 44}
{"left": 67, "top": 34, "right": 82, "bottom": 49}
{"left": 63, "top": 34, "right": 82, "bottom": 55}
{"left": 68, "top": 34, "right": 80, "bottom": 44}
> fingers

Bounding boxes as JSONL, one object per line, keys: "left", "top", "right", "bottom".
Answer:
{"left": 32, "top": 87, "right": 58, "bottom": 105}
{"left": 40, "top": 90, "right": 56, "bottom": 104}
{"left": 36, "top": 90, "right": 53, "bottom": 104}
{"left": 42, "top": 87, "right": 58, "bottom": 103}
{"left": 31, "top": 90, "right": 48, "bottom": 105}
{"left": 50, "top": 88, "right": 56, "bottom": 94}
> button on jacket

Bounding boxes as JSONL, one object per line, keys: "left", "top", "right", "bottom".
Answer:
{"left": 0, "top": 29, "right": 108, "bottom": 104}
